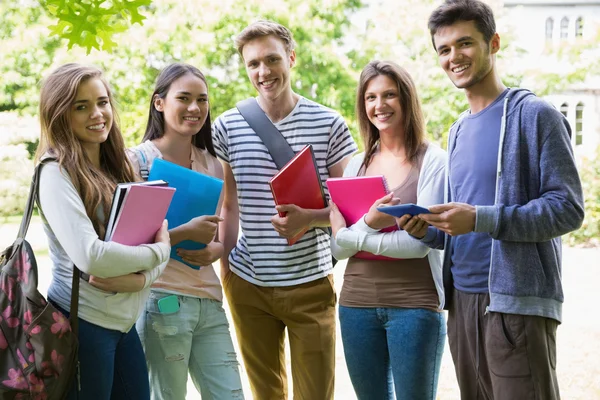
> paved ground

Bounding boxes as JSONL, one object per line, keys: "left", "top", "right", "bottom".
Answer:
{"left": 1, "top": 220, "right": 599, "bottom": 399}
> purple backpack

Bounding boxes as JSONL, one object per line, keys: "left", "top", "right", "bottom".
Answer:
{"left": 0, "top": 161, "right": 80, "bottom": 399}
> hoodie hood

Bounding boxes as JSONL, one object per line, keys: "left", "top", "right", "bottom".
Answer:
{"left": 504, "top": 88, "right": 536, "bottom": 115}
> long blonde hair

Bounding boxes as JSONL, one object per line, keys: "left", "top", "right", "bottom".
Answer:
{"left": 35, "top": 63, "right": 136, "bottom": 239}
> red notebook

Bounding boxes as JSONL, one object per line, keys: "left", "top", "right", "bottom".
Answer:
{"left": 326, "top": 175, "right": 399, "bottom": 261}
{"left": 269, "top": 145, "right": 327, "bottom": 245}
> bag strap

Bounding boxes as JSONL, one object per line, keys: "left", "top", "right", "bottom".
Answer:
{"left": 30, "top": 158, "right": 81, "bottom": 337}
{"left": 134, "top": 148, "right": 150, "bottom": 181}
{"left": 236, "top": 98, "right": 334, "bottom": 239}
{"left": 17, "top": 160, "right": 51, "bottom": 240}
{"left": 236, "top": 98, "right": 295, "bottom": 169}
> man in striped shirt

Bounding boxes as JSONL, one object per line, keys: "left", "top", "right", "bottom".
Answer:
{"left": 212, "top": 20, "right": 357, "bottom": 400}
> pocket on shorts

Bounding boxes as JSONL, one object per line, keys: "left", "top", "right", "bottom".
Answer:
{"left": 486, "top": 312, "right": 531, "bottom": 378}
{"left": 325, "top": 274, "right": 337, "bottom": 305}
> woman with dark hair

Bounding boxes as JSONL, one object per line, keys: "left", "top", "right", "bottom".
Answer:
{"left": 128, "top": 63, "right": 244, "bottom": 400}
{"left": 329, "top": 60, "right": 447, "bottom": 400}
{"left": 36, "top": 63, "right": 170, "bottom": 399}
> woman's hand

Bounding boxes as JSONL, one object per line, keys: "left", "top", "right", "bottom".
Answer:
{"left": 329, "top": 201, "right": 346, "bottom": 238}
{"left": 397, "top": 214, "right": 429, "bottom": 239}
{"left": 88, "top": 273, "right": 146, "bottom": 293}
{"left": 364, "top": 193, "right": 401, "bottom": 230}
{"left": 155, "top": 220, "right": 170, "bottom": 246}
{"left": 177, "top": 241, "right": 224, "bottom": 267}
{"left": 182, "top": 215, "right": 223, "bottom": 244}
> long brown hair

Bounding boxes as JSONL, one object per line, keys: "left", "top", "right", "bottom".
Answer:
{"left": 35, "top": 63, "right": 136, "bottom": 239}
{"left": 356, "top": 60, "right": 427, "bottom": 172}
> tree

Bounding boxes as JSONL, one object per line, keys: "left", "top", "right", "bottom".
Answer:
{"left": 35, "top": 0, "right": 363, "bottom": 143}
{"left": 0, "top": 2, "right": 61, "bottom": 113}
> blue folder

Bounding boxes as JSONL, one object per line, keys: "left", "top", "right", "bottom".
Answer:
{"left": 148, "top": 158, "right": 224, "bottom": 269}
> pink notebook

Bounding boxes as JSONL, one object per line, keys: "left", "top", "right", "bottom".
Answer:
{"left": 326, "top": 175, "right": 399, "bottom": 261}
{"left": 107, "top": 185, "right": 176, "bottom": 246}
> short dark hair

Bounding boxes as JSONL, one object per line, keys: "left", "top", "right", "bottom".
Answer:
{"left": 428, "top": 0, "right": 496, "bottom": 49}
{"left": 142, "top": 63, "right": 215, "bottom": 156}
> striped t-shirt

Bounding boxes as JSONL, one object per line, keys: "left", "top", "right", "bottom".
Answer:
{"left": 212, "top": 96, "right": 357, "bottom": 286}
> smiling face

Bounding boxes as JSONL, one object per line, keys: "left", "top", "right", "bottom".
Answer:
{"left": 242, "top": 34, "right": 295, "bottom": 103}
{"left": 154, "top": 73, "right": 209, "bottom": 139}
{"left": 364, "top": 74, "right": 404, "bottom": 135}
{"left": 70, "top": 77, "right": 113, "bottom": 154}
{"left": 433, "top": 20, "right": 499, "bottom": 91}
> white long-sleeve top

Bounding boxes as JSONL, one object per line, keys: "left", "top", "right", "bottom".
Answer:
{"left": 331, "top": 144, "right": 447, "bottom": 309}
{"left": 39, "top": 162, "right": 170, "bottom": 332}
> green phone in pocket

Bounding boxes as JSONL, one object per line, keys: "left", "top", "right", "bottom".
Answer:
{"left": 157, "top": 295, "right": 180, "bottom": 314}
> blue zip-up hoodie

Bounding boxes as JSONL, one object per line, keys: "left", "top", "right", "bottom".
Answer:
{"left": 422, "top": 88, "right": 584, "bottom": 323}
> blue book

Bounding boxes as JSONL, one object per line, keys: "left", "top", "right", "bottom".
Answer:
{"left": 148, "top": 158, "right": 224, "bottom": 269}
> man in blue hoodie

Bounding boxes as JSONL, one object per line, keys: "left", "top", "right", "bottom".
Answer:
{"left": 400, "top": 0, "right": 585, "bottom": 399}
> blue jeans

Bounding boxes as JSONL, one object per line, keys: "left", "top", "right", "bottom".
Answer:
{"left": 51, "top": 299, "right": 150, "bottom": 400}
{"left": 339, "top": 306, "right": 446, "bottom": 400}
{"left": 136, "top": 292, "right": 244, "bottom": 400}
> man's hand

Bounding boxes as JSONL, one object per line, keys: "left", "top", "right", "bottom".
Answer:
{"left": 271, "top": 204, "right": 313, "bottom": 239}
{"left": 329, "top": 201, "right": 346, "bottom": 238}
{"left": 88, "top": 273, "right": 146, "bottom": 293}
{"left": 177, "top": 241, "right": 224, "bottom": 267}
{"left": 183, "top": 215, "right": 223, "bottom": 244}
{"left": 418, "top": 202, "right": 476, "bottom": 236}
{"left": 364, "top": 193, "right": 401, "bottom": 230}
{"left": 397, "top": 214, "right": 429, "bottom": 239}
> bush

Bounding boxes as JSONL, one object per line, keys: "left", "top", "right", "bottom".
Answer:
{"left": 0, "top": 112, "right": 37, "bottom": 217}
{"left": 565, "top": 146, "right": 600, "bottom": 247}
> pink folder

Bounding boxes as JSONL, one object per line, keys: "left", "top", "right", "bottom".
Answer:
{"left": 108, "top": 185, "right": 176, "bottom": 246}
{"left": 326, "top": 175, "right": 399, "bottom": 261}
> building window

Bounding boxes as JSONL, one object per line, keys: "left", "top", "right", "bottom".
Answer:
{"left": 560, "top": 17, "right": 569, "bottom": 39}
{"left": 576, "top": 17, "right": 584, "bottom": 37}
{"left": 545, "top": 17, "right": 554, "bottom": 40}
{"left": 575, "top": 102, "right": 584, "bottom": 145}
{"left": 560, "top": 103, "right": 568, "bottom": 118}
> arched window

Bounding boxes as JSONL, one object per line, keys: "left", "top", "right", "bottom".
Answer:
{"left": 560, "top": 103, "right": 568, "bottom": 118}
{"left": 545, "top": 17, "right": 554, "bottom": 40}
{"left": 560, "top": 17, "right": 569, "bottom": 39}
{"left": 576, "top": 17, "right": 584, "bottom": 37}
{"left": 575, "top": 102, "right": 584, "bottom": 145}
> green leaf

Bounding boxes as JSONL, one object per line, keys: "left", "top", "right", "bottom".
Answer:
{"left": 40, "top": 0, "right": 151, "bottom": 53}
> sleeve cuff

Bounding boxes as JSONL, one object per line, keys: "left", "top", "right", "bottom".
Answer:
{"left": 140, "top": 271, "right": 152, "bottom": 289}
{"left": 155, "top": 242, "right": 171, "bottom": 262}
{"left": 474, "top": 205, "right": 498, "bottom": 234}
{"left": 350, "top": 215, "right": 380, "bottom": 233}
{"left": 419, "top": 226, "right": 438, "bottom": 244}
